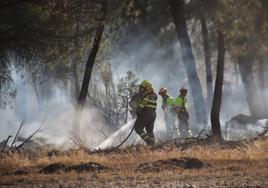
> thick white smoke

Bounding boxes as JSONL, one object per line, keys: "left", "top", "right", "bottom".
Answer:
{"left": 0, "top": 70, "right": 113, "bottom": 149}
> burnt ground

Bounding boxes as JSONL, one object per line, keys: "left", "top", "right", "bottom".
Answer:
{"left": 0, "top": 137, "right": 268, "bottom": 187}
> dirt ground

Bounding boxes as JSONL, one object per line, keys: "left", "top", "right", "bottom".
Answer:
{"left": 0, "top": 138, "right": 268, "bottom": 187}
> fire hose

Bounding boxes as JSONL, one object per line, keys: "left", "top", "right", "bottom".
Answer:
{"left": 97, "top": 123, "right": 136, "bottom": 152}
{"left": 113, "top": 124, "right": 136, "bottom": 149}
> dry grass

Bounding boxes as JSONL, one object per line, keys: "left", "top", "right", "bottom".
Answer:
{"left": 0, "top": 138, "right": 268, "bottom": 187}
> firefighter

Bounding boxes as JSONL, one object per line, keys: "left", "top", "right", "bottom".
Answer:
{"left": 134, "top": 80, "right": 157, "bottom": 146}
{"left": 174, "top": 87, "right": 191, "bottom": 137}
{"left": 158, "top": 88, "right": 177, "bottom": 138}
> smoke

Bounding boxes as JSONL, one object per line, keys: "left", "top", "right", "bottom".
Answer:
{"left": 0, "top": 69, "right": 114, "bottom": 149}
{"left": 109, "top": 20, "right": 266, "bottom": 138}
{"left": 2, "top": 17, "right": 268, "bottom": 150}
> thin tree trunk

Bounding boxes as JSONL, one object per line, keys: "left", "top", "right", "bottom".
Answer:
{"left": 169, "top": 0, "right": 207, "bottom": 123}
{"left": 31, "top": 73, "right": 43, "bottom": 111}
{"left": 125, "top": 96, "right": 129, "bottom": 124}
{"left": 234, "top": 58, "right": 239, "bottom": 84}
{"left": 72, "top": 4, "right": 82, "bottom": 101}
{"left": 73, "top": 0, "right": 107, "bottom": 134}
{"left": 200, "top": 15, "right": 213, "bottom": 109}
{"left": 258, "top": 56, "right": 265, "bottom": 90}
{"left": 211, "top": 28, "right": 225, "bottom": 140}
{"left": 72, "top": 60, "right": 80, "bottom": 100}
{"left": 0, "top": 60, "right": 8, "bottom": 108}
{"left": 1, "top": 135, "right": 12, "bottom": 153}
{"left": 76, "top": 27, "right": 104, "bottom": 105}
{"left": 9, "top": 119, "right": 25, "bottom": 149}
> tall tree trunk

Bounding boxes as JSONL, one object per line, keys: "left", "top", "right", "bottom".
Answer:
{"left": 260, "top": 55, "right": 268, "bottom": 91}
{"left": 234, "top": 58, "right": 239, "bottom": 84}
{"left": 32, "top": 76, "right": 42, "bottom": 111}
{"left": 73, "top": 0, "right": 107, "bottom": 134}
{"left": 258, "top": 56, "right": 265, "bottom": 91}
{"left": 254, "top": 3, "right": 268, "bottom": 117}
{"left": 72, "top": 60, "right": 80, "bottom": 100}
{"left": 125, "top": 96, "right": 129, "bottom": 124}
{"left": 237, "top": 55, "right": 267, "bottom": 119}
{"left": 211, "top": 28, "right": 225, "bottom": 140}
{"left": 72, "top": 5, "right": 82, "bottom": 101}
{"left": 169, "top": 0, "right": 207, "bottom": 123}
{"left": 258, "top": 56, "right": 268, "bottom": 117}
{"left": 200, "top": 15, "right": 213, "bottom": 109}
{"left": 0, "top": 61, "right": 4, "bottom": 107}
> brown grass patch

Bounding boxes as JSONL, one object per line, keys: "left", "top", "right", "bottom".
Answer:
{"left": 0, "top": 138, "right": 268, "bottom": 187}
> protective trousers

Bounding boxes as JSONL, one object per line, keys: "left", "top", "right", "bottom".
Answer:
{"left": 165, "top": 111, "right": 177, "bottom": 139}
{"left": 178, "top": 111, "right": 189, "bottom": 137}
{"left": 134, "top": 108, "right": 156, "bottom": 146}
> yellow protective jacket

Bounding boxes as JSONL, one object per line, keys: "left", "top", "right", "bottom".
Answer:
{"left": 138, "top": 92, "right": 157, "bottom": 112}
{"left": 174, "top": 95, "right": 187, "bottom": 112}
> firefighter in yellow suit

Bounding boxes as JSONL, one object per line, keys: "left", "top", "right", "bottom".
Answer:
{"left": 159, "top": 88, "right": 177, "bottom": 138}
{"left": 174, "top": 87, "right": 191, "bottom": 137}
{"left": 134, "top": 80, "right": 157, "bottom": 146}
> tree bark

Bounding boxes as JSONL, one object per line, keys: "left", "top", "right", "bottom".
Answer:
{"left": 169, "top": 0, "right": 207, "bottom": 123}
{"left": 237, "top": 55, "right": 267, "bottom": 119}
{"left": 200, "top": 15, "right": 213, "bottom": 109}
{"left": 0, "top": 60, "right": 7, "bottom": 108}
{"left": 211, "top": 28, "right": 225, "bottom": 140}
{"left": 73, "top": 0, "right": 107, "bottom": 134}
{"left": 30, "top": 72, "right": 43, "bottom": 111}
{"left": 77, "top": 3, "right": 106, "bottom": 107}
{"left": 72, "top": 12, "right": 81, "bottom": 100}
{"left": 72, "top": 59, "right": 80, "bottom": 100}
{"left": 125, "top": 96, "right": 129, "bottom": 124}
{"left": 258, "top": 56, "right": 268, "bottom": 117}
{"left": 234, "top": 58, "right": 239, "bottom": 84}
{"left": 258, "top": 56, "right": 265, "bottom": 90}
{"left": 254, "top": 3, "right": 268, "bottom": 117}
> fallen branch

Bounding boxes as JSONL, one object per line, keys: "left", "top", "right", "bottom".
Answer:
{"left": 15, "top": 127, "right": 41, "bottom": 150}
{"left": 154, "top": 121, "right": 209, "bottom": 149}
{"left": 9, "top": 118, "right": 26, "bottom": 150}
{"left": 258, "top": 127, "right": 268, "bottom": 137}
{"left": 195, "top": 120, "right": 208, "bottom": 138}
{"left": 15, "top": 117, "right": 47, "bottom": 151}
{"left": 0, "top": 135, "right": 13, "bottom": 153}
{"left": 249, "top": 126, "right": 268, "bottom": 142}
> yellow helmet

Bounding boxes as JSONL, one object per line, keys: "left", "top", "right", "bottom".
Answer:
{"left": 139, "top": 80, "right": 153, "bottom": 92}
{"left": 140, "top": 80, "right": 151, "bottom": 88}
{"left": 140, "top": 80, "right": 150, "bottom": 87}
